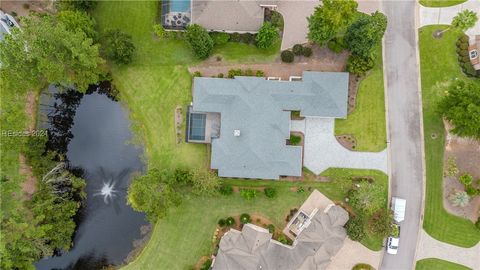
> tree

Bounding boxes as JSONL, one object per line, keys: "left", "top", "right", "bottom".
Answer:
{"left": 127, "top": 169, "right": 182, "bottom": 221}
{"left": 345, "top": 216, "right": 366, "bottom": 241}
{"left": 101, "top": 29, "right": 136, "bottom": 65}
{"left": 436, "top": 9, "right": 478, "bottom": 36}
{"left": 57, "top": 10, "right": 97, "bottom": 39}
{"left": 255, "top": 22, "right": 278, "bottom": 49}
{"left": 347, "top": 54, "right": 375, "bottom": 76}
{"left": 345, "top": 11, "right": 387, "bottom": 60}
{"left": 349, "top": 181, "right": 386, "bottom": 215}
{"left": 449, "top": 191, "right": 470, "bottom": 207}
{"left": 56, "top": 0, "right": 97, "bottom": 11}
{"left": 185, "top": 24, "right": 214, "bottom": 59}
{"left": 307, "top": 0, "right": 358, "bottom": 44}
{"left": 367, "top": 208, "right": 393, "bottom": 237}
{"left": 0, "top": 14, "right": 102, "bottom": 93}
{"left": 437, "top": 80, "right": 480, "bottom": 139}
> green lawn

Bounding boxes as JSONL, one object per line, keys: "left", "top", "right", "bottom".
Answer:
{"left": 415, "top": 259, "right": 471, "bottom": 270}
{"left": 419, "top": 0, "right": 467, "bottom": 7}
{"left": 123, "top": 168, "right": 387, "bottom": 270}
{"left": 419, "top": 25, "right": 480, "bottom": 247}
{"left": 335, "top": 46, "right": 386, "bottom": 152}
{"left": 212, "top": 40, "right": 280, "bottom": 63}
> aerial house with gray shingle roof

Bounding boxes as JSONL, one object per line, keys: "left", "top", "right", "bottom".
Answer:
{"left": 187, "top": 71, "right": 349, "bottom": 179}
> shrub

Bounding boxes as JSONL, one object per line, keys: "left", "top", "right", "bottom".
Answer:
{"left": 444, "top": 157, "right": 459, "bottom": 177}
{"left": 264, "top": 187, "right": 277, "bottom": 198}
{"left": 349, "top": 181, "right": 386, "bottom": 215}
{"left": 345, "top": 216, "right": 366, "bottom": 241}
{"left": 367, "top": 209, "right": 393, "bottom": 237}
{"left": 289, "top": 134, "right": 302, "bottom": 145}
{"left": 192, "top": 71, "right": 202, "bottom": 77}
{"left": 293, "top": 44, "right": 304, "bottom": 55}
{"left": 476, "top": 217, "right": 480, "bottom": 230}
{"left": 230, "top": 32, "right": 241, "bottom": 42}
{"left": 101, "top": 29, "right": 135, "bottom": 65}
{"left": 218, "top": 184, "right": 233, "bottom": 195}
{"left": 210, "top": 32, "right": 230, "bottom": 45}
{"left": 352, "top": 263, "right": 374, "bottom": 270}
{"left": 228, "top": 69, "right": 243, "bottom": 78}
{"left": 185, "top": 24, "right": 214, "bottom": 59}
{"left": 240, "top": 189, "right": 258, "bottom": 200}
{"left": 218, "top": 219, "right": 226, "bottom": 227}
{"left": 277, "top": 234, "right": 288, "bottom": 244}
{"left": 459, "top": 34, "right": 469, "bottom": 43}
{"left": 459, "top": 173, "right": 473, "bottom": 186}
{"left": 240, "top": 213, "right": 251, "bottom": 224}
{"left": 173, "top": 168, "right": 194, "bottom": 184}
{"left": 297, "top": 186, "right": 305, "bottom": 193}
{"left": 255, "top": 70, "right": 265, "bottom": 77}
{"left": 242, "top": 33, "right": 256, "bottom": 44}
{"left": 217, "top": 73, "right": 224, "bottom": 78}
{"left": 302, "top": 47, "right": 313, "bottom": 57}
{"left": 270, "top": 11, "right": 284, "bottom": 29}
{"left": 281, "top": 50, "right": 294, "bottom": 63}
{"left": 226, "top": 217, "right": 235, "bottom": 226}
{"left": 465, "top": 185, "right": 478, "bottom": 196}
{"left": 267, "top": 224, "right": 275, "bottom": 234}
{"left": 244, "top": 68, "right": 254, "bottom": 76}
{"left": 346, "top": 55, "right": 375, "bottom": 76}
{"left": 256, "top": 22, "right": 278, "bottom": 49}
{"left": 327, "top": 37, "right": 346, "bottom": 53}
{"left": 200, "top": 259, "right": 212, "bottom": 270}
{"left": 153, "top": 24, "right": 167, "bottom": 38}
{"left": 449, "top": 191, "right": 470, "bottom": 207}
{"left": 459, "top": 43, "right": 468, "bottom": 50}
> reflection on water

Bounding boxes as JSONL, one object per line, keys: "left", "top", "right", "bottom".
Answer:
{"left": 35, "top": 86, "right": 148, "bottom": 270}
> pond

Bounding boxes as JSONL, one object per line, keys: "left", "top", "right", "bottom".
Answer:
{"left": 35, "top": 84, "right": 148, "bottom": 269}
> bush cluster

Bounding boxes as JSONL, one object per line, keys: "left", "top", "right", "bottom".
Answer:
{"left": 281, "top": 45, "right": 312, "bottom": 63}
{"left": 227, "top": 68, "right": 265, "bottom": 78}
{"left": 218, "top": 184, "right": 234, "bottom": 195}
{"left": 240, "top": 188, "right": 258, "bottom": 200}
{"left": 281, "top": 50, "right": 294, "bottom": 63}
{"left": 289, "top": 134, "right": 302, "bottom": 145}
{"left": 346, "top": 54, "right": 375, "bottom": 76}
{"left": 345, "top": 216, "right": 366, "bottom": 241}
{"left": 229, "top": 32, "right": 256, "bottom": 44}
{"left": 458, "top": 173, "right": 480, "bottom": 196}
{"left": 240, "top": 213, "right": 251, "bottom": 224}
{"left": 210, "top": 32, "right": 230, "bottom": 45}
{"left": 456, "top": 34, "right": 479, "bottom": 77}
{"left": 264, "top": 187, "right": 277, "bottom": 198}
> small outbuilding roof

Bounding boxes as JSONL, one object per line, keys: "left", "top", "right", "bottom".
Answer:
{"left": 192, "top": 71, "right": 349, "bottom": 179}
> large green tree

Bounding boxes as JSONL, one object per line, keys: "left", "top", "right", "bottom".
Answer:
{"left": 438, "top": 80, "right": 480, "bottom": 139}
{"left": 0, "top": 15, "right": 103, "bottom": 93}
{"left": 345, "top": 11, "right": 387, "bottom": 60}
{"left": 185, "top": 24, "right": 214, "bottom": 59}
{"left": 307, "top": 0, "right": 358, "bottom": 45}
{"left": 101, "top": 29, "right": 136, "bottom": 65}
{"left": 57, "top": 10, "right": 97, "bottom": 39}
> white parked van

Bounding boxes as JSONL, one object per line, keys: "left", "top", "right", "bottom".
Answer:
{"left": 391, "top": 197, "right": 406, "bottom": 223}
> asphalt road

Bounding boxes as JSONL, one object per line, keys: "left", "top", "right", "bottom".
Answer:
{"left": 381, "top": 1, "right": 425, "bottom": 270}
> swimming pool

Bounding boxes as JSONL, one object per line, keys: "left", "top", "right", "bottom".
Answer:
{"left": 170, "top": 0, "right": 191, "bottom": 13}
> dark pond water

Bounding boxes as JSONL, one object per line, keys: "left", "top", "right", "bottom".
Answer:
{"left": 35, "top": 85, "right": 148, "bottom": 270}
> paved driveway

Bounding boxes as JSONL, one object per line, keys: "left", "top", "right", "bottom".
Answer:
{"left": 419, "top": 0, "right": 480, "bottom": 36}
{"left": 291, "top": 118, "right": 387, "bottom": 174}
{"left": 277, "top": 0, "right": 381, "bottom": 50}
{"left": 416, "top": 229, "right": 480, "bottom": 269}
{"left": 381, "top": 1, "right": 424, "bottom": 269}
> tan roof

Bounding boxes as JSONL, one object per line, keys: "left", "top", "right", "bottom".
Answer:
{"left": 192, "top": 0, "right": 272, "bottom": 32}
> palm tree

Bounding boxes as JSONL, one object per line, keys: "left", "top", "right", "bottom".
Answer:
{"left": 449, "top": 191, "right": 470, "bottom": 207}
{"left": 435, "top": 10, "right": 478, "bottom": 37}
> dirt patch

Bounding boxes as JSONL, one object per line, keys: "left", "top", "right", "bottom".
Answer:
{"left": 348, "top": 74, "right": 361, "bottom": 113}
{"left": 442, "top": 121, "right": 480, "bottom": 222}
{"left": 124, "top": 224, "right": 153, "bottom": 265}
{"left": 190, "top": 45, "right": 348, "bottom": 80}
{"left": 19, "top": 154, "right": 36, "bottom": 199}
{"left": 174, "top": 105, "right": 184, "bottom": 144}
{"left": 0, "top": 0, "right": 55, "bottom": 17}
{"left": 336, "top": 134, "right": 357, "bottom": 150}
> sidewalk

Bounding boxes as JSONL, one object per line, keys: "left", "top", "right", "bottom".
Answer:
{"left": 416, "top": 229, "right": 480, "bottom": 269}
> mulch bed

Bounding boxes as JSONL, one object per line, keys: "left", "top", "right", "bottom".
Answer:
{"left": 348, "top": 74, "right": 361, "bottom": 113}
{"left": 336, "top": 134, "right": 357, "bottom": 150}
{"left": 174, "top": 105, "right": 183, "bottom": 144}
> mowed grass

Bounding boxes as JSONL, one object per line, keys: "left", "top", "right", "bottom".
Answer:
{"left": 419, "top": 0, "right": 467, "bottom": 7}
{"left": 335, "top": 46, "right": 386, "bottom": 152}
{"left": 415, "top": 259, "right": 471, "bottom": 270}
{"left": 212, "top": 40, "right": 280, "bottom": 63}
{"left": 123, "top": 168, "right": 387, "bottom": 270}
{"left": 419, "top": 25, "right": 480, "bottom": 247}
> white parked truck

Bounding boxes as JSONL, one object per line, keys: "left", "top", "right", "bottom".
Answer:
{"left": 391, "top": 197, "right": 406, "bottom": 223}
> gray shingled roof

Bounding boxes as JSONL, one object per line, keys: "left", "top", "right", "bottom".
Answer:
{"left": 192, "top": 71, "right": 348, "bottom": 179}
{"left": 212, "top": 205, "right": 349, "bottom": 270}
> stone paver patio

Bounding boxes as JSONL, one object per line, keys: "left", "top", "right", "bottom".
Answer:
{"left": 416, "top": 229, "right": 480, "bottom": 270}
{"left": 419, "top": 0, "right": 480, "bottom": 37}
{"left": 291, "top": 117, "right": 387, "bottom": 174}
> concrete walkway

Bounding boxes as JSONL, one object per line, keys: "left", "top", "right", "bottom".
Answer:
{"left": 291, "top": 117, "right": 387, "bottom": 174}
{"left": 419, "top": 0, "right": 480, "bottom": 36}
{"left": 277, "top": 0, "right": 381, "bottom": 50}
{"left": 416, "top": 229, "right": 480, "bottom": 269}
{"left": 328, "top": 238, "right": 383, "bottom": 270}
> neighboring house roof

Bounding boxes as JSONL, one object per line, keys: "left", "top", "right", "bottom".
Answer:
{"left": 212, "top": 205, "right": 349, "bottom": 270}
{"left": 191, "top": 0, "right": 270, "bottom": 32}
{"left": 192, "top": 71, "right": 348, "bottom": 179}
{"left": 0, "top": 10, "right": 20, "bottom": 42}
